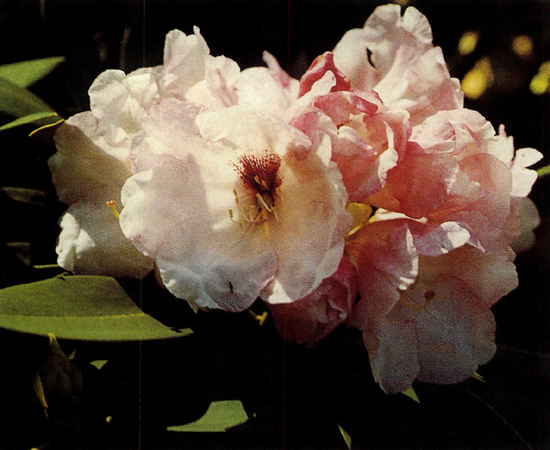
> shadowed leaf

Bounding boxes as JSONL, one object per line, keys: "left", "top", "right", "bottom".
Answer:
{"left": 0, "top": 76, "right": 54, "bottom": 118}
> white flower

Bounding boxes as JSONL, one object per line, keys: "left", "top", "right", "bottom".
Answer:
{"left": 119, "top": 103, "right": 351, "bottom": 312}
{"left": 49, "top": 27, "right": 300, "bottom": 280}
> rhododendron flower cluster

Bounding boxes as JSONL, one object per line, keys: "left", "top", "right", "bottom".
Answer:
{"left": 49, "top": 4, "right": 541, "bottom": 393}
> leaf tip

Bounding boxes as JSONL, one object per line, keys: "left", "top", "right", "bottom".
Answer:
{"left": 472, "top": 372, "right": 486, "bottom": 383}
{"left": 401, "top": 387, "right": 421, "bottom": 404}
{"left": 338, "top": 424, "right": 352, "bottom": 450}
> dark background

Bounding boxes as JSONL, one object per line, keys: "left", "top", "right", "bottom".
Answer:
{"left": 0, "top": 1, "right": 549, "bottom": 449}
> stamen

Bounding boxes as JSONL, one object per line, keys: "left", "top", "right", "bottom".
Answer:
{"left": 256, "top": 192, "right": 273, "bottom": 212}
{"left": 106, "top": 200, "right": 121, "bottom": 219}
{"left": 233, "top": 150, "right": 282, "bottom": 235}
{"left": 249, "top": 310, "right": 268, "bottom": 326}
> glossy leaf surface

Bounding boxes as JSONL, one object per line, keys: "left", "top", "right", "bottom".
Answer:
{"left": 0, "top": 76, "right": 53, "bottom": 117}
{"left": 0, "top": 111, "right": 60, "bottom": 131}
{"left": 167, "top": 400, "right": 249, "bottom": 432}
{"left": 0, "top": 57, "right": 65, "bottom": 88}
{"left": 0, "top": 275, "right": 193, "bottom": 341}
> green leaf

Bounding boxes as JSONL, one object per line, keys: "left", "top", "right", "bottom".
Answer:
{"left": 0, "top": 275, "right": 193, "bottom": 341}
{"left": 0, "top": 57, "right": 65, "bottom": 88}
{"left": 0, "top": 111, "right": 60, "bottom": 131}
{"left": 1, "top": 187, "right": 48, "bottom": 207}
{"left": 338, "top": 424, "right": 352, "bottom": 450}
{"left": 472, "top": 371, "right": 486, "bottom": 383}
{"left": 401, "top": 387, "right": 421, "bottom": 404}
{"left": 33, "top": 372, "right": 49, "bottom": 417}
{"left": 167, "top": 400, "right": 249, "bottom": 432}
{"left": 536, "top": 164, "right": 550, "bottom": 178}
{"left": 0, "top": 75, "right": 54, "bottom": 118}
{"left": 90, "top": 360, "right": 108, "bottom": 370}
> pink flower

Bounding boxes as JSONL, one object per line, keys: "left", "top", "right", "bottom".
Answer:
{"left": 351, "top": 242, "right": 516, "bottom": 393}
{"left": 341, "top": 104, "right": 541, "bottom": 393}
{"left": 313, "top": 88, "right": 410, "bottom": 201}
{"left": 332, "top": 4, "right": 463, "bottom": 124}
{"left": 49, "top": 27, "right": 301, "bottom": 280}
{"left": 47, "top": 4, "right": 542, "bottom": 394}
{"left": 306, "top": 5, "right": 543, "bottom": 392}
{"left": 119, "top": 103, "right": 351, "bottom": 312}
{"left": 269, "top": 256, "right": 357, "bottom": 347}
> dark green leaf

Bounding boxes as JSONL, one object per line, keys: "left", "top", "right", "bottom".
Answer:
{"left": 0, "top": 111, "right": 60, "bottom": 131}
{"left": 0, "top": 57, "right": 65, "bottom": 88}
{"left": 1, "top": 187, "right": 48, "bottom": 207}
{"left": 0, "top": 76, "right": 54, "bottom": 118}
{"left": 167, "top": 400, "right": 249, "bottom": 432}
{"left": 537, "top": 164, "right": 550, "bottom": 178}
{"left": 0, "top": 275, "right": 193, "bottom": 341}
{"left": 338, "top": 424, "right": 352, "bottom": 450}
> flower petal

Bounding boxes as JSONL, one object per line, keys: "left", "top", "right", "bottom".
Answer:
{"left": 89, "top": 69, "right": 159, "bottom": 145}
{"left": 368, "top": 246, "right": 516, "bottom": 393}
{"left": 120, "top": 156, "right": 277, "bottom": 312}
{"left": 264, "top": 159, "right": 350, "bottom": 303}
{"left": 161, "top": 27, "right": 210, "bottom": 99}
{"left": 269, "top": 256, "right": 357, "bottom": 347}
{"left": 347, "top": 220, "right": 418, "bottom": 323}
{"left": 50, "top": 112, "right": 131, "bottom": 205}
{"left": 57, "top": 201, "right": 153, "bottom": 278}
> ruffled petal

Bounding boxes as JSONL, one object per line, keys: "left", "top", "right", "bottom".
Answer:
{"left": 161, "top": 27, "right": 210, "bottom": 99}
{"left": 298, "top": 52, "right": 351, "bottom": 97}
{"left": 369, "top": 246, "right": 516, "bottom": 393}
{"left": 347, "top": 220, "right": 418, "bottom": 324}
{"left": 332, "top": 4, "right": 462, "bottom": 119}
{"left": 196, "top": 106, "right": 311, "bottom": 158}
{"left": 314, "top": 90, "right": 410, "bottom": 201}
{"left": 264, "top": 159, "right": 350, "bottom": 303}
{"left": 333, "top": 28, "right": 379, "bottom": 91}
{"left": 89, "top": 69, "right": 159, "bottom": 145}
{"left": 269, "top": 256, "right": 357, "bottom": 347}
{"left": 368, "top": 153, "right": 459, "bottom": 218}
{"left": 236, "top": 65, "right": 299, "bottom": 119}
{"left": 57, "top": 201, "right": 154, "bottom": 278}
{"left": 50, "top": 112, "right": 132, "bottom": 205}
{"left": 510, "top": 148, "right": 543, "bottom": 198}
{"left": 120, "top": 156, "right": 277, "bottom": 312}
{"left": 185, "top": 55, "right": 241, "bottom": 109}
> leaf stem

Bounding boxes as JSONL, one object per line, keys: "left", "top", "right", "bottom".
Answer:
{"left": 536, "top": 164, "right": 550, "bottom": 178}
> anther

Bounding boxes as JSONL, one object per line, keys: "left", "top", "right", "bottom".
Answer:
{"left": 106, "top": 200, "right": 121, "bottom": 219}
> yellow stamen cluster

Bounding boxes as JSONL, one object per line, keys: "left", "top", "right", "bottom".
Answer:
{"left": 230, "top": 188, "right": 279, "bottom": 237}
{"left": 231, "top": 152, "right": 282, "bottom": 237}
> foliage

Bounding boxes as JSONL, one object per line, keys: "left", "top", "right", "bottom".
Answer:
{"left": 0, "top": 274, "right": 192, "bottom": 341}
{"left": 0, "top": 57, "right": 64, "bottom": 131}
